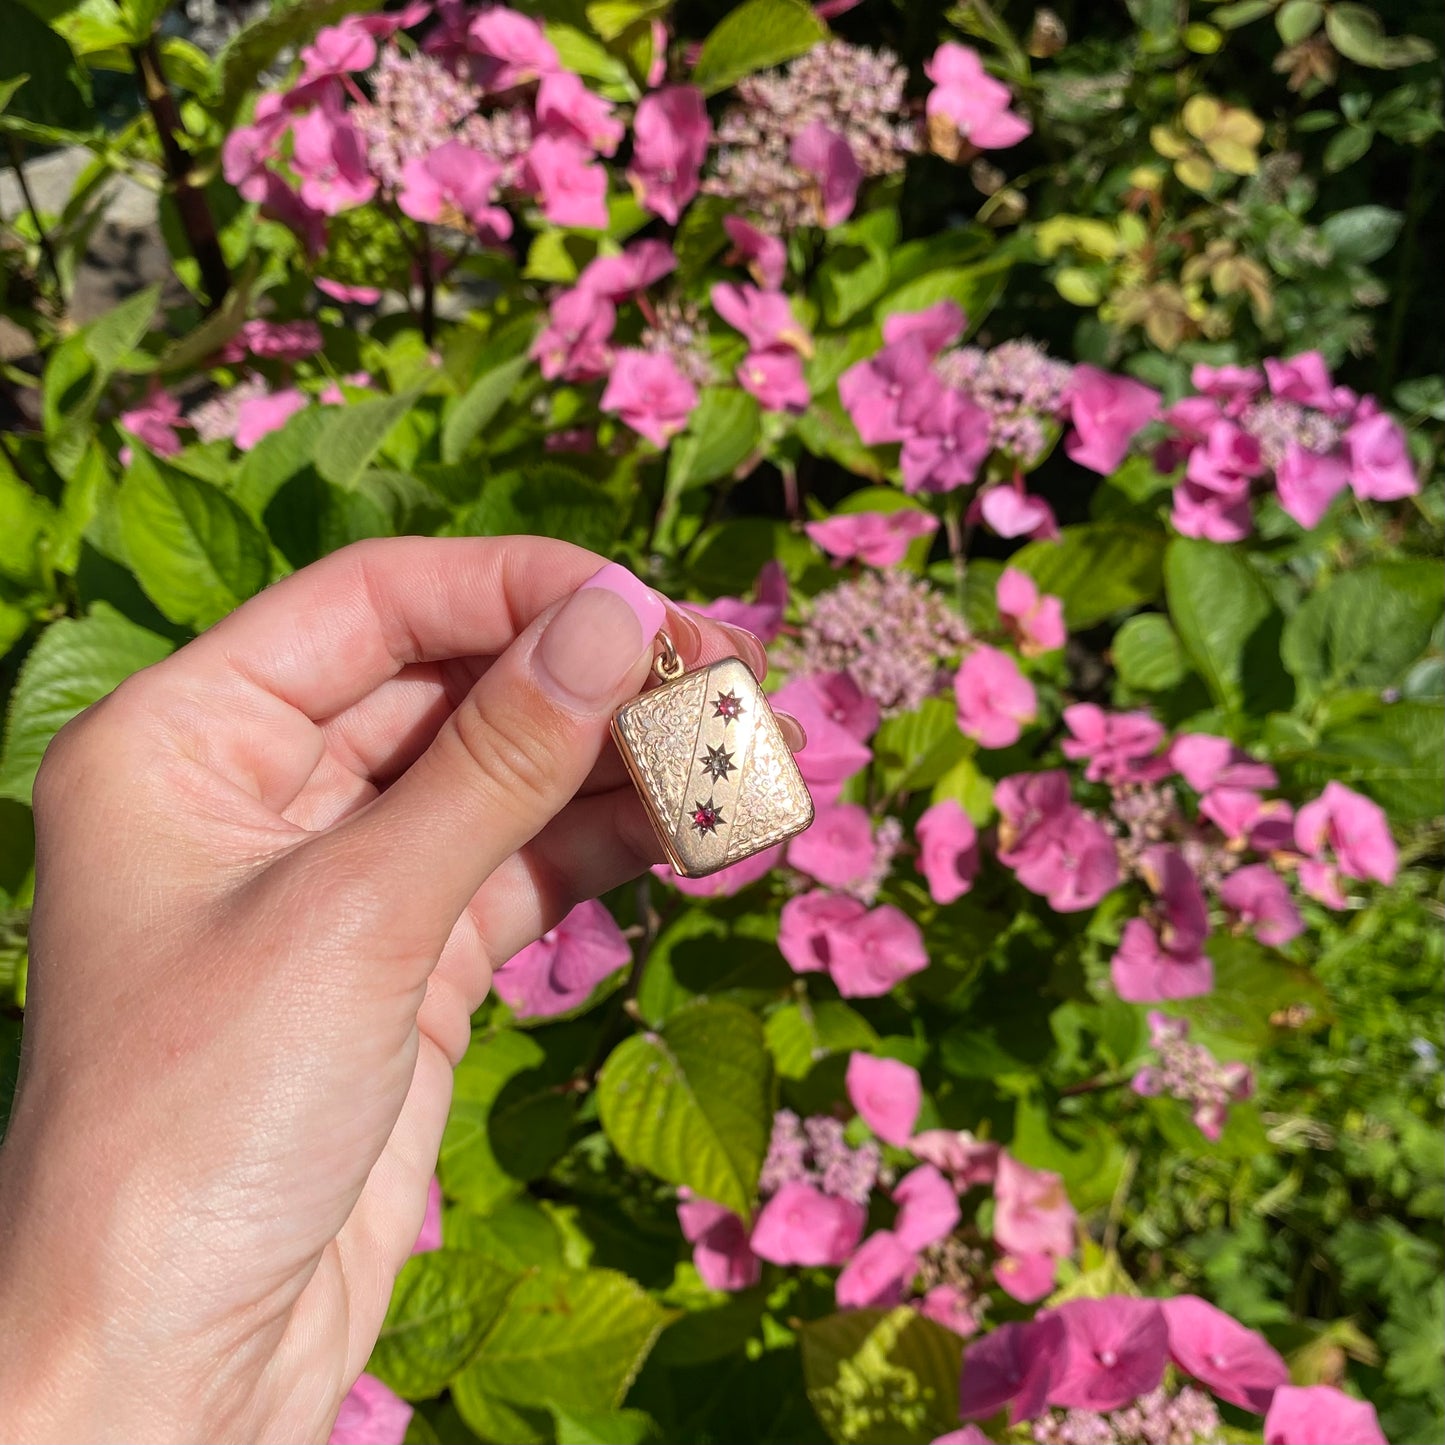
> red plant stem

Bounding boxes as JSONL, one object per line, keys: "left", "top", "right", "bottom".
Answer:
{"left": 131, "top": 38, "right": 231, "bottom": 312}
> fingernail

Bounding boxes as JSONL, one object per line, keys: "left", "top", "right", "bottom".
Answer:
{"left": 776, "top": 711, "right": 807, "bottom": 752}
{"left": 537, "top": 564, "right": 664, "bottom": 705}
{"left": 718, "top": 621, "right": 770, "bottom": 681}
{"left": 662, "top": 603, "right": 702, "bottom": 661}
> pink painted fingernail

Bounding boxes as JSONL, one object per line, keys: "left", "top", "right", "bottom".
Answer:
{"left": 537, "top": 564, "right": 665, "bottom": 705}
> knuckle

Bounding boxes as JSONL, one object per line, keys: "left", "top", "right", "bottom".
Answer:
{"left": 449, "top": 700, "right": 560, "bottom": 810}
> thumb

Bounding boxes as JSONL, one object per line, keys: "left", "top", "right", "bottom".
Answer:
{"left": 313, "top": 562, "right": 666, "bottom": 952}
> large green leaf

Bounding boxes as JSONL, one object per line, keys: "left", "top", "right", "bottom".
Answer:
{"left": 1182, "top": 933, "right": 1333, "bottom": 1049}
{"left": 442, "top": 354, "right": 533, "bottom": 464}
{"left": 315, "top": 387, "right": 424, "bottom": 492}
{"left": 457, "top": 1266, "right": 670, "bottom": 1414}
{"left": 664, "top": 386, "right": 762, "bottom": 495}
{"left": 1289, "top": 701, "right": 1445, "bottom": 824}
{"left": 1281, "top": 560, "right": 1443, "bottom": 701}
{"left": 0, "top": 3, "right": 92, "bottom": 130}
{"left": 817, "top": 210, "right": 897, "bottom": 327}
{"left": 1164, "top": 537, "right": 1284, "bottom": 715}
{"left": 116, "top": 453, "right": 270, "bottom": 629}
{"left": 800, "top": 1308, "right": 962, "bottom": 1445}
{"left": 0, "top": 605, "right": 174, "bottom": 804}
{"left": 690, "top": 0, "right": 827, "bottom": 95}
{"left": 552, "top": 1406, "right": 658, "bottom": 1445}
{"left": 597, "top": 1001, "right": 772, "bottom": 1218}
{"left": 1324, "top": 3, "right": 1435, "bottom": 68}
{"left": 874, "top": 261, "right": 1011, "bottom": 338}
{"left": 872, "top": 696, "right": 972, "bottom": 795}
{"left": 451, "top": 466, "right": 623, "bottom": 554}
{"left": 1011, "top": 523, "right": 1166, "bottom": 631}
{"left": 368, "top": 1250, "right": 521, "bottom": 1399}
{"left": 1112, "top": 611, "right": 1190, "bottom": 692}
{"left": 765, "top": 1000, "right": 879, "bottom": 1080}
{"left": 439, "top": 1028, "right": 574, "bottom": 1214}
{"left": 0, "top": 466, "right": 54, "bottom": 590}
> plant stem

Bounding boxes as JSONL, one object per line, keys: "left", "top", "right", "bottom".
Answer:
{"left": 131, "top": 37, "right": 231, "bottom": 312}
{"left": 5, "top": 136, "right": 64, "bottom": 305}
{"left": 419, "top": 225, "right": 436, "bottom": 345}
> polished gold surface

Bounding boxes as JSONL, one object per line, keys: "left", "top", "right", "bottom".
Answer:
{"left": 611, "top": 655, "right": 814, "bottom": 878}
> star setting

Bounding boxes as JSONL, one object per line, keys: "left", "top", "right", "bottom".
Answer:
{"left": 699, "top": 743, "right": 737, "bottom": 782}
{"left": 691, "top": 795, "right": 725, "bottom": 834}
{"left": 712, "top": 690, "right": 744, "bottom": 723}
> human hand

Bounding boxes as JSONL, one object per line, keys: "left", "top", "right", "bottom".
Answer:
{"left": 0, "top": 538, "right": 792, "bottom": 1444}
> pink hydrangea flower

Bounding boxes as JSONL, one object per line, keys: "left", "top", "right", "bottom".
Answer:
{"left": 221, "top": 93, "right": 289, "bottom": 201}
{"left": 1049, "top": 1297, "right": 1169, "bottom": 1412}
{"left": 290, "top": 103, "right": 376, "bottom": 215}
{"left": 398, "top": 142, "right": 510, "bottom": 238}
{"left": 737, "top": 348, "right": 810, "bottom": 412}
{"left": 893, "top": 1164, "right": 960, "bottom": 1250}
{"left": 535, "top": 70, "right": 623, "bottom": 155}
{"left": 790, "top": 120, "right": 863, "bottom": 226}
{"left": 1263, "top": 351, "right": 1336, "bottom": 410}
{"left": 1172, "top": 475, "right": 1254, "bottom": 542}
{"left": 914, "top": 799, "right": 980, "bottom": 905}
{"left": 749, "top": 1180, "right": 865, "bottom": 1266}
{"left": 1169, "top": 733, "right": 1277, "bottom": 793}
{"left": 234, "top": 387, "right": 308, "bottom": 450}
{"left": 828, "top": 904, "right": 930, "bottom": 998}
{"left": 778, "top": 671, "right": 879, "bottom": 743}
{"left": 1187, "top": 419, "right": 1265, "bottom": 492}
{"left": 467, "top": 5, "right": 559, "bottom": 89}
{"left": 689, "top": 559, "right": 789, "bottom": 643}
{"left": 1061, "top": 705, "right": 1170, "bottom": 784}
{"left": 1276, "top": 443, "right": 1350, "bottom": 530}
{"left": 677, "top": 1195, "right": 761, "bottom": 1291}
{"left": 1111, "top": 917, "right": 1213, "bottom": 1003}
{"left": 1194, "top": 362, "right": 1265, "bottom": 412}
{"left": 779, "top": 891, "right": 867, "bottom": 975}
{"left": 995, "top": 772, "right": 1119, "bottom": 913}
{"left": 1295, "top": 781, "right": 1397, "bottom": 885}
{"left": 600, "top": 347, "right": 699, "bottom": 447}
{"left": 329, "top": 1374, "right": 413, "bottom": 1445}
{"left": 410, "top": 1176, "right": 443, "bottom": 1254}
{"left": 299, "top": 22, "right": 377, "bottom": 83}
{"left": 805, "top": 510, "right": 939, "bottom": 569}
{"left": 526, "top": 135, "right": 609, "bottom": 230}
{"left": 958, "top": 1314, "right": 1066, "bottom": 1424}
{"left": 119, "top": 387, "right": 186, "bottom": 459}
{"left": 882, "top": 300, "right": 967, "bottom": 355}
{"left": 1201, "top": 788, "right": 1294, "bottom": 852}
{"left": 846, "top": 1052, "right": 922, "bottom": 1147}
{"left": 1142, "top": 845, "right": 1210, "bottom": 954}
{"left": 711, "top": 283, "right": 811, "bottom": 356}
{"left": 1065, "top": 365, "right": 1159, "bottom": 475}
{"left": 532, "top": 286, "right": 615, "bottom": 381}
{"left": 491, "top": 898, "right": 629, "bottom": 1018}
{"left": 1263, "top": 1385, "right": 1387, "bottom": 1445}
{"left": 218, "top": 318, "right": 324, "bottom": 364}
{"left": 316, "top": 277, "right": 381, "bottom": 304}
{"left": 577, "top": 239, "right": 677, "bottom": 299}
{"left": 901, "top": 390, "right": 992, "bottom": 493}
{"left": 909, "top": 1130, "right": 999, "bottom": 1190}
{"left": 655, "top": 844, "right": 784, "bottom": 898}
{"left": 993, "top": 1152, "right": 1075, "bottom": 1261}
{"left": 770, "top": 677, "right": 873, "bottom": 795}
{"left": 992, "top": 1250, "right": 1058, "bottom": 1303}
{"left": 835, "top": 1228, "right": 917, "bottom": 1309}
{"left": 924, "top": 42, "right": 1031, "bottom": 149}
{"left": 629, "top": 85, "right": 710, "bottom": 223}
{"left": 977, "top": 484, "right": 1060, "bottom": 541}
{"left": 920, "top": 1286, "right": 981, "bottom": 1337}
{"left": 723, "top": 215, "right": 787, "bottom": 290}
{"left": 1345, "top": 411, "right": 1418, "bottom": 501}
{"left": 955, "top": 645, "right": 1037, "bottom": 749}
{"left": 1161, "top": 1294, "right": 1289, "bottom": 1413}
{"left": 932, "top": 1427, "right": 991, "bottom": 1444}
{"left": 996, "top": 568, "right": 1065, "bottom": 655}
{"left": 1219, "top": 864, "right": 1303, "bottom": 947}
{"left": 839, "top": 339, "right": 934, "bottom": 445}
{"left": 788, "top": 803, "right": 875, "bottom": 889}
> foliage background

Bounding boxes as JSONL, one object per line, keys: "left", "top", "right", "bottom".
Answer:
{"left": 0, "top": 0, "right": 1441, "bottom": 1441}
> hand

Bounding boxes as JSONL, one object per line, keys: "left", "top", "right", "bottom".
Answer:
{"left": 0, "top": 538, "right": 793, "bottom": 1444}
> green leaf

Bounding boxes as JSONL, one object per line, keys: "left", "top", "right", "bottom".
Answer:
{"left": 0, "top": 605, "right": 174, "bottom": 804}
{"left": 597, "top": 1001, "right": 772, "bottom": 1219}
{"left": 118, "top": 0, "right": 169, "bottom": 40}
{"left": 1011, "top": 523, "right": 1166, "bottom": 630}
{"left": 800, "top": 1308, "right": 962, "bottom": 1445}
{"left": 116, "top": 453, "right": 270, "bottom": 630}
{"left": 451, "top": 466, "right": 623, "bottom": 554}
{"left": 1274, "top": 0, "right": 1322, "bottom": 43}
{"left": 1281, "top": 561, "right": 1443, "bottom": 700}
{"left": 1325, "top": 4, "right": 1435, "bottom": 68}
{"left": 0, "top": 3, "right": 91, "bottom": 131}
{"left": 0, "top": 467, "right": 54, "bottom": 590}
{"left": 552, "top": 1406, "right": 658, "bottom": 1445}
{"left": 1321, "top": 204, "right": 1405, "bottom": 264}
{"left": 442, "top": 354, "right": 533, "bottom": 464}
{"left": 585, "top": 0, "right": 668, "bottom": 41}
{"left": 1112, "top": 612, "right": 1190, "bottom": 692}
{"left": 368, "top": 1250, "right": 521, "bottom": 1399}
{"left": 690, "top": 0, "right": 827, "bottom": 95}
{"left": 817, "top": 210, "right": 897, "bottom": 326}
{"left": 315, "top": 387, "right": 424, "bottom": 491}
{"left": 458, "top": 1266, "right": 670, "bottom": 1413}
{"left": 872, "top": 696, "right": 971, "bottom": 794}
{"left": 765, "top": 1000, "right": 879, "bottom": 1080}
{"left": 1164, "top": 537, "right": 1284, "bottom": 715}
{"left": 439, "top": 1028, "right": 573, "bottom": 1214}
{"left": 1182, "top": 934, "right": 1332, "bottom": 1049}
{"left": 635, "top": 907, "right": 794, "bottom": 1027}
{"left": 1324, "top": 124, "right": 1374, "bottom": 173}
{"left": 230, "top": 406, "right": 331, "bottom": 518}
{"left": 664, "top": 386, "right": 761, "bottom": 494}
{"left": 875, "top": 261, "right": 1011, "bottom": 335}
{"left": 1290, "top": 701, "right": 1444, "bottom": 823}
{"left": 445, "top": 1197, "right": 574, "bottom": 1272}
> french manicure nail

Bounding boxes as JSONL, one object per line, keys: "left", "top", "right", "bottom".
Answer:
{"left": 537, "top": 563, "right": 664, "bottom": 705}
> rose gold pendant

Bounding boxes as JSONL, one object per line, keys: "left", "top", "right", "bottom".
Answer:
{"left": 611, "top": 633, "right": 814, "bottom": 878}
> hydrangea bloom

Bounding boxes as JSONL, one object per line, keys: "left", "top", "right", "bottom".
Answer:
{"left": 329, "top": 1374, "right": 413, "bottom": 1445}
{"left": 491, "top": 899, "right": 629, "bottom": 1018}
{"left": 1262, "top": 1385, "right": 1387, "bottom": 1445}
{"left": 806, "top": 509, "right": 940, "bottom": 568}
{"left": 958, "top": 1314, "right": 1066, "bottom": 1424}
{"left": 845, "top": 1051, "right": 922, "bottom": 1146}
{"left": 629, "top": 85, "right": 710, "bottom": 223}
{"left": 955, "top": 645, "right": 1037, "bottom": 749}
{"left": 997, "top": 568, "right": 1066, "bottom": 655}
{"left": 599, "top": 348, "right": 699, "bottom": 447}
{"left": 914, "top": 800, "right": 980, "bottom": 905}
{"left": 677, "top": 1195, "right": 761, "bottom": 1291}
{"left": 1131, "top": 1011, "right": 1255, "bottom": 1141}
{"left": 1161, "top": 1294, "right": 1288, "bottom": 1412}
{"left": 924, "top": 42, "right": 1031, "bottom": 151}
{"left": 1049, "top": 1297, "right": 1169, "bottom": 1412}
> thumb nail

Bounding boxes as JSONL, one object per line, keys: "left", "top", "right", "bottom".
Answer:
{"left": 536, "top": 564, "right": 664, "bottom": 706}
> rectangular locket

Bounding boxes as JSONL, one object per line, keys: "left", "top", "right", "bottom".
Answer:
{"left": 611, "top": 641, "right": 814, "bottom": 879}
